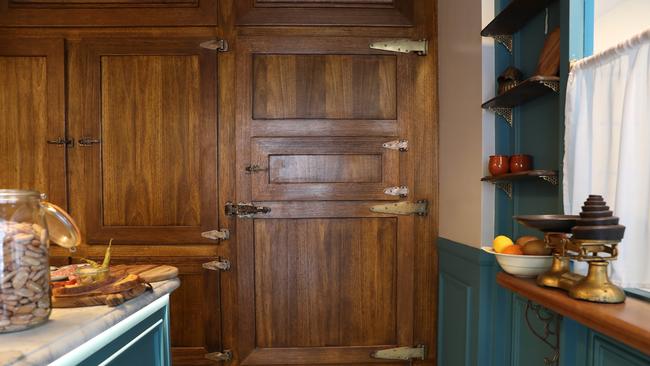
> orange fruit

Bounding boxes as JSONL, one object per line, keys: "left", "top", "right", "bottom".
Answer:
{"left": 501, "top": 245, "right": 524, "bottom": 255}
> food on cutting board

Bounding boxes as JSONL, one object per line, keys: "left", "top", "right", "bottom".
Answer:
{"left": 492, "top": 235, "right": 514, "bottom": 253}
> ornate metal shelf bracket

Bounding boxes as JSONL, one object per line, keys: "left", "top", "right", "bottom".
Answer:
{"left": 486, "top": 181, "right": 512, "bottom": 198}
{"left": 488, "top": 107, "right": 513, "bottom": 126}
{"left": 541, "top": 80, "right": 560, "bottom": 93}
{"left": 540, "top": 175, "right": 559, "bottom": 185}
{"left": 492, "top": 35, "right": 513, "bottom": 53}
{"left": 525, "top": 301, "right": 561, "bottom": 366}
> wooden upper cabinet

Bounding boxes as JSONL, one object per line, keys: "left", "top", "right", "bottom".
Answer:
{"left": 69, "top": 38, "right": 218, "bottom": 245}
{"left": 237, "top": 0, "right": 414, "bottom": 26}
{"left": 0, "top": 38, "right": 67, "bottom": 208}
{"left": 0, "top": 0, "right": 217, "bottom": 26}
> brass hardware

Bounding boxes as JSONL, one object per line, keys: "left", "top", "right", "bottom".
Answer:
{"left": 569, "top": 261, "right": 626, "bottom": 303}
{"left": 540, "top": 175, "right": 559, "bottom": 185}
{"left": 370, "top": 200, "right": 427, "bottom": 216}
{"left": 202, "top": 258, "right": 231, "bottom": 272}
{"left": 537, "top": 255, "right": 571, "bottom": 288}
{"left": 78, "top": 137, "right": 101, "bottom": 147}
{"left": 541, "top": 80, "right": 560, "bottom": 93}
{"left": 492, "top": 34, "right": 513, "bottom": 53}
{"left": 47, "top": 138, "right": 74, "bottom": 147}
{"left": 524, "top": 301, "right": 560, "bottom": 366}
{"left": 371, "top": 345, "right": 426, "bottom": 361}
{"left": 200, "top": 39, "right": 229, "bottom": 52}
{"left": 384, "top": 186, "right": 409, "bottom": 197}
{"left": 205, "top": 350, "right": 232, "bottom": 362}
{"left": 201, "top": 229, "right": 230, "bottom": 241}
{"left": 382, "top": 139, "right": 408, "bottom": 151}
{"left": 369, "top": 39, "right": 428, "bottom": 55}
{"left": 225, "top": 202, "right": 271, "bottom": 218}
{"left": 245, "top": 164, "right": 268, "bottom": 174}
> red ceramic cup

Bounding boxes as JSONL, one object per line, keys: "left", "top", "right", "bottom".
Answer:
{"left": 510, "top": 154, "right": 533, "bottom": 173}
{"left": 489, "top": 155, "right": 510, "bottom": 176}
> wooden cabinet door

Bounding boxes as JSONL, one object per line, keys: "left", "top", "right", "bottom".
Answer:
{"left": 69, "top": 38, "right": 218, "bottom": 245}
{"left": 228, "top": 36, "right": 437, "bottom": 365}
{"left": 0, "top": 38, "right": 66, "bottom": 207}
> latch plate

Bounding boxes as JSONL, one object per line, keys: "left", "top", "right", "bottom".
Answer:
{"left": 203, "top": 258, "right": 231, "bottom": 272}
{"left": 371, "top": 345, "right": 426, "bottom": 361}
{"left": 201, "top": 229, "right": 230, "bottom": 241}
{"left": 384, "top": 186, "right": 409, "bottom": 197}
{"left": 225, "top": 202, "right": 271, "bottom": 218}
{"left": 382, "top": 139, "right": 408, "bottom": 152}
{"left": 205, "top": 349, "right": 233, "bottom": 362}
{"left": 370, "top": 200, "right": 428, "bottom": 216}
{"left": 369, "top": 39, "right": 428, "bottom": 55}
{"left": 200, "top": 39, "right": 229, "bottom": 52}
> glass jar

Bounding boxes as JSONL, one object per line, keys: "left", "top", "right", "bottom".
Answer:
{"left": 0, "top": 190, "right": 52, "bottom": 333}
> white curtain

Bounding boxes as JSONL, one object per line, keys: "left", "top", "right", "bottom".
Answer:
{"left": 564, "top": 29, "right": 650, "bottom": 289}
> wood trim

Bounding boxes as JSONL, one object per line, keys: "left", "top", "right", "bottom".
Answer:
{"left": 0, "top": 0, "right": 218, "bottom": 27}
{"left": 241, "top": 346, "right": 400, "bottom": 365}
{"left": 497, "top": 272, "right": 650, "bottom": 356}
{"left": 236, "top": 0, "right": 413, "bottom": 27}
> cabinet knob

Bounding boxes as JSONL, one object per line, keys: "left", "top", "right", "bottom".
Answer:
{"left": 78, "top": 137, "right": 101, "bottom": 147}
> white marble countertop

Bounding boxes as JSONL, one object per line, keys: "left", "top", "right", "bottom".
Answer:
{"left": 0, "top": 278, "right": 180, "bottom": 366}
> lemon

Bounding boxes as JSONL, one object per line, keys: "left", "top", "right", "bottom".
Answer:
{"left": 493, "top": 235, "right": 514, "bottom": 253}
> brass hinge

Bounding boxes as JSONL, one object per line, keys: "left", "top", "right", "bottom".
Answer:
{"left": 201, "top": 229, "right": 230, "bottom": 241}
{"left": 370, "top": 200, "right": 428, "bottom": 216}
{"left": 200, "top": 39, "right": 229, "bottom": 52}
{"left": 371, "top": 345, "right": 426, "bottom": 361}
{"left": 384, "top": 186, "right": 409, "bottom": 197}
{"left": 225, "top": 202, "right": 271, "bottom": 218}
{"left": 205, "top": 349, "right": 232, "bottom": 362}
{"left": 382, "top": 139, "right": 408, "bottom": 151}
{"left": 369, "top": 39, "right": 428, "bottom": 55}
{"left": 202, "top": 258, "right": 231, "bottom": 272}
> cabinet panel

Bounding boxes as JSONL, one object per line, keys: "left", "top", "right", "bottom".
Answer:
{"left": 0, "top": 0, "right": 217, "bottom": 26}
{"left": 237, "top": 0, "right": 413, "bottom": 26}
{"left": 69, "top": 38, "right": 217, "bottom": 245}
{"left": 0, "top": 38, "right": 66, "bottom": 208}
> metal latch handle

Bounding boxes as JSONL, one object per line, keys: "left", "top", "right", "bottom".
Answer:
{"left": 78, "top": 137, "right": 101, "bottom": 147}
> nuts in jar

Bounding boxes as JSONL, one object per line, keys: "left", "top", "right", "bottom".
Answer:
{"left": 0, "top": 221, "right": 51, "bottom": 333}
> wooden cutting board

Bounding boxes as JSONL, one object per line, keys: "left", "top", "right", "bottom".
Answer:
{"left": 536, "top": 27, "right": 561, "bottom": 76}
{"left": 52, "top": 282, "right": 149, "bottom": 308}
{"left": 109, "top": 264, "right": 179, "bottom": 282}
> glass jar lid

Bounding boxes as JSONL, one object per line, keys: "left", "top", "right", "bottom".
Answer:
{"left": 42, "top": 201, "right": 81, "bottom": 249}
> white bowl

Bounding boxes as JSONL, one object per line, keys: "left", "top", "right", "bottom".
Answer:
{"left": 482, "top": 247, "right": 553, "bottom": 278}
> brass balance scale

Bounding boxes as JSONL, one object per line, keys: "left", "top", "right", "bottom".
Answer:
{"left": 515, "top": 195, "right": 626, "bottom": 303}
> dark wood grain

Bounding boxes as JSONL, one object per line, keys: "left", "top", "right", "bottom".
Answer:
{"left": 0, "top": 38, "right": 66, "bottom": 208}
{"left": 498, "top": 272, "right": 650, "bottom": 356}
{"left": 0, "top": 0, "right": 218, "bottom": 26}
{"left": 237, "top": 0, "right": 413, "bottom": 26}
{"left": 253, "top": 54, "right": 397, "bottom": 119}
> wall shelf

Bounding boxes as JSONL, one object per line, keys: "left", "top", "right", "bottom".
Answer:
{"left": 482, "top": 76, "right": 560, "bottom": 126}
{"left": 481, "top": 0, "right": 558, "bottom": 53}
{"left": 481, "top": 170, "right": 558, "bottom": 198}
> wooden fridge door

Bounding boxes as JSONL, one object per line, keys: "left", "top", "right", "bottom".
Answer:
{"left": 231, "top": 36, "right": 437, "bottom": 365}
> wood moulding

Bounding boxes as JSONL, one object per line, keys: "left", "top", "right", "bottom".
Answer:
{"left": 497, "top": 272, "right": 650, "bottom": 356}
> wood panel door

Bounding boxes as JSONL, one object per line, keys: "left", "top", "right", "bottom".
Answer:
{"left": 0, "top": 38, "right": 66, "bottom": 207}
{"left": 228, "top": 36, "right": 437, "bottom": 365}
{"left": 69, "top": 38, "right": 218, "bottom": 245}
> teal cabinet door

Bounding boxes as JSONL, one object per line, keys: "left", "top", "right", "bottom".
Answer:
{"left": 591, "top": 334, "right": 650, "bottom": 366}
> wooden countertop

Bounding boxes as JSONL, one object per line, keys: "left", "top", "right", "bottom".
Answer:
{"left": 497, "top": 272, "right": 650, "bottom": 355}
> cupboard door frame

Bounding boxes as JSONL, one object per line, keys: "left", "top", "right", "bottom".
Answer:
{"left": 0, "top": 37, "right": 67, "bottom": 208}
{"left": 70, "top": 38, "right": 218, "bottom": 245}
{"left": 0, "top": 0, "right": 218, "bottom": 27}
